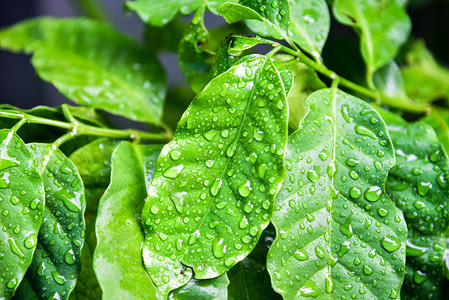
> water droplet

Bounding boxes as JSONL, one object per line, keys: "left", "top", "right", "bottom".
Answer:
{"left": 64, "top": 249, "right": 76, "bottom": 265}
{"left": 203, "top": 130, "right": 218, "bottom": 141}
{"left": 8, "top": 238, "right": 24, "bottom": 259}
{"left": 349, "top": 186, "right": 362, "bottom": 199}
{"left": 430, "top": 150, "right": 440, "bottom": 162}
{"left": 355, "top": 125, "right": 377, "bottom": 139}
{"left": 24, "top": 234, "right": 37, "bottom": 249}
{"left": 436, "top": 173, "right": 448, "bottom": 188}
{"left": 52, "top": 271, "right": 67, "bottom": 285}
{"left": 170, "top": 192, "right": 186, "bottom": 213}
{"left": 6, "top": 278, "right": 16, "bottom": 289}
{"left": 163, "top": 164, "right": 184, "bottom": 179}
{"left": 258, "top": 164, "right": 267, "bottom": 179}
{"left": 377, "top": 208, "right": 389, "bottom": 217}
{"left": 0, "top": 172, "right": 11, "bottom": 188}
{"left": 226, "top": 139, "right": 238, "bottom": 157}
{"left": 210, "top": 178, "right": 222, "bottom": 196}
{"left": 307, "top": 167, "right": 319, "bottom": 183}
{"left": 239, "top": 216, "right": 249, "bottom": 229}
{"left": 412, "top": 167, "right": 423, "bottom": 175}
{"left": 238, "top": 181, "right": 252, "bottom": 197}
{"left": 205, "top": 160, "right": 214, "bottom": 168}
{"left": 319, "top": 149, "right": 329, "bottom": 161}
{"left": 341, "top": 105, "right": 353, "bottom": 123}
{"left": 315, "top": 245, "right": 325, "bottom": 258}
{"left": 325, "top": 273, "right": 334, "bottom": 294}
{"left": 349, "top": 170, "right": 359, "bottom": 180}
{"left": 30, "top": 198, "right": 40, "bottom": 210}
{"left": 150, "top": 205, "right": 159, "bottom": 214}
{"left": 381, "top": 236, "right": 401, "bottom": 252}
{"left": 59, "top": 163, "right": 72, "bottom": 174}
{"left": 254, "top": 128, "right": 264, "bottom": 141}
{"left": 413, "top": 270, "right": 428, "bottom": 284}
{"left": 293, "top": 249, "right": 309, "bottom": 261}
{"left": 170, "top": 150, "right": 181, "bottom": 161}
{"left": 364, "top": 186, "right": 382, "bottom": 202}
{"left": 417, "top": 181, "right": 432, "bottom": 196}
{"left": 345, "top": 158, "right": 359, "bottom": 167}
{"left": 363, "top": 266, "right": 374, "bottom": 275}
{"left": 299, "top": 279, "right": 319, "bottom": 297}
{"left": 188, "top": 230, "right": 200, "bottom": 245}
{"left": 10, "top": 195, "right": 20, "bottom": 205}
{"left": 54, "top": 188, "right": 81, "bottom": 212}
{"left": 413, "top": 200, "right": 426, "bottom": 210}
{"left": 406, "top": 241, "right": 427, "bottom": 257}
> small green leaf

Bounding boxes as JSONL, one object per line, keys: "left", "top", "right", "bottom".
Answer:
{"left": 227, "top": 224, "right": 281, "bottom": 300}
{"left": 333, "top": 0, "right": 411, "bottom": 82}
{"left": 93, "top": 142, "right": 163, "bottom": 299}
{"left": 0, "top": 17, "right": 166, "bottom": 124}
{"left": 239, "top": 0, "right": 290, "bottom": 40}
{"left": 16, "top": 143, "right": 85, "bottom": 300}
{"left": 288, "top": 0, "right": 330, "bottom": 58}
{"left": 179, "top": 5, "right": 214, "bottom": 93}
{"left": 267, "top": 89, "right": 407, "bottom": 299}
{"left": 171, "top": 274, "right": 229, "bottom": 299}
{"left": 0, "top": 130, "right": 45, "bottom": 299}
{"left": 400, "top": 40, "right": 449, "bottom": 102}
{"left": 125, "top": 0, "right": 203, "bottom": 26}
{"left": 382, "top": 111, "right": 449, "bottom": 299}
{"left": 218, "top": 2, "right": 288, "bottom": 40}
{"left": 142, "top": 54, "right": 289, "bottom": 298}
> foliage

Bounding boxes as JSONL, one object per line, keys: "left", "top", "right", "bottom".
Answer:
{"left": 0, "top": 1, "right": 448, "bottom": 299}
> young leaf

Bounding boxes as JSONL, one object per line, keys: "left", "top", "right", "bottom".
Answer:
{"left": 288, "top": 0, "right": 330, "bottom": 59}
{"left": 332, "top": 0, "right": 411, "bottom": 82}
{"left": 227, "top": 224, "right": 281, "bottom": 300}
{"left": 93, "top": 142, "right": 162, "bottom": 299}
{"left": 141, "top": 54, "right": 289, "bottom": 297}
{"left": 400, "top": 40, "right": 449, "bottom": 102}
{"left": 14, "top": 144, "right": 85, "bottom": 300}
{"left": 218, "top": 2, "right": 288, "bottom": 40}
{"left": 178, "top": 5, "right": 213, "bottom": 93}
{"left": 267, "top": 89, "right": 407, "bottom": 299}
{"left": 0, "top": 130, "right": 45, "bottom": 299}
{"left": 239, "top": 0, "right": 290, "bottom": 40}
{"left": 382, "top": 112, "right": 449, "bottom": 299}
{"left": 0, "top": 18, "right": 166, "bottom": 125}
{"left": 125, "top": 0, "right": 203, "bottom": 26}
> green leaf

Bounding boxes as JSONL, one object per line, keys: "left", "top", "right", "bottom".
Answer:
{"left": 267, "top": 88, "right": 407, "bottom": 299}
{"left": 218, "top": 2, "right": 288, "bottom": 40}
{"left": 93, "top": 142, "right": 163, "bottom": 299}
{"left": 69, "top": 138, "right": 119, "bottom": 188}
{"left": 400, "top": 40, "right": 449, "bottom": 102}
{"left": 171, "top": 274, "right": 229, "bottom": 299}
{"left": 125, "top": 0, "right": 203, "bottom": 26}
{"left": 16, "top": 143, "right": 85, "bottom": 300}
{"left": 421, "top": 108, "right": 449, "bottom": 155}
{"left": 178, "top": 5, "right": 214, "bottom": 93}
{"left": 141, "top": 54, "right": 289, "bottom": 297}
{"left": 0, "top": 130, "right": 45, "bottom": 299}
{"left": 332, "top": 0, "right": 411, "bottom": 82}
{"left": 227, "top": 224, "right": 281, "bottom": 300}
{"left": 382, "top": 112, "right": 449, "bottom": 299}
{"left": 207, "top": 0, "right": 239, "bottom": 14}
{"left": 288, "top": 0, "right": 330, "bottom": 59}
{"left": 239, "top": 0, "right": 290, "bottom": 40}
{"left": 0, "top": 17, "right": 166, "bottom": 125}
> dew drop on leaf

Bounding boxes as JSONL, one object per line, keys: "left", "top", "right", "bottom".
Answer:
{"left": 380, "top": 236, "right": 401, "bottom": 252}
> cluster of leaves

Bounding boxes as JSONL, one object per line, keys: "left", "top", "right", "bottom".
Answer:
{"left": 1, "top": 0, "right": 449, "bottom": 299}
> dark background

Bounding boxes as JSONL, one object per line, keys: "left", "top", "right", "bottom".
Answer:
{"left": 0, "top": 0, "right": 448, "bottom": 110}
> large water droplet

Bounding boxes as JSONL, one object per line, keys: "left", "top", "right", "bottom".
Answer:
{"left": 299, "top": 279, "right": 319, "bottom": 297}
{"left": 253, "top": 128, "right": 264, "bottom": 142}
{"left": 307, "top": 167, "right": 320, "bottom": 183}
{"left": 363, "top": 265, "right": 374, "bottom": 275}
{"left": 52, "top": 271, "right": 67, "bottom": 285}
{"left": 238, "top": 181, "right": 252, "bottom": 197}
{"left": 6, "top": 278, "right": 16, "bottom": 289}
{"left": 212, "top": 237, "right": 226, "bottom": 259}
{"left": 355, "top": 125, "right": 377, "bottom": 139}
{"left": 64, "top": 249, "right": 76, "bottom": 265}
{"left": 417, "top": 181, "right": 432, "bottom": 196}
{"left": 364, "top": 186, "right": 382, "bottom": 202}
{"left": 226, "top": 138, "right": 238, "bottom": 157}
{"left": 381, "top": 236, "right": 401, "bottom": 252}
{"left": 210, "top": 178, "right": 222, "bottom": 196}
{"left": 315, "top": 245, "right": 325, "bottom": 258}
{"left": 8, "top": 238, "right": 24, "bottom": 259}
{"left": 59, "top": 163, "right": 72, "bottom": 175}
{"left": 23, "top": 234, "right": 37, "bottom": 249}
{"left": 349, "top": 186, "right": 362, "bottom": 199}
{"left": 163, "top": 164, "right": 184, "bottom": 179}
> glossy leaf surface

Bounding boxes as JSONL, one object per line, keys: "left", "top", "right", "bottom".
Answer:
{"left": 0, "top": 130, "right": 45, "bottom": 299}
{"left": 171, "top": 274, "right": 229, "bottom": 300}
{"left": 15, "top": 143, "right": 85, "bottom": 300}
{"left": 0, "top": 18, "right": 166, "bottom": 124}
{"left": 288, "top": 0, "right": 330, "bottom": 58}
{"left": 333, "top": 0, "right": 411, "bottom": 80}
{"left": 382, "top": 112, "right": 449, "bottom": 299}
{"left": 178, "top": 5, "right": 213, "bottom": 93}
{"left": 142, "top": 55, "right": 289, "bottom": 297}
{"left": 94, "top": 142, "right": 162, "bottom": 299}
{"left": 268, "top": 89, "right": 407, "bottom": 299}
{"left": 227, "top": 224, "right": 281, "bottom": 300}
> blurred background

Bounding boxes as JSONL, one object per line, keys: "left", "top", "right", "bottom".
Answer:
{"left": 0, "top": 0, "right": 448, "bottom": 110}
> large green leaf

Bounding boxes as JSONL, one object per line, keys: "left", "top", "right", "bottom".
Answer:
{"left": 125, "top": 0, "right": 203, "bottom": 26}
{"left": 267, "top": 88, "right": 407, "bottom": 298}
{"left": 227, "top": 224, "right": 281, "bottom": 300}
{"left": 0, "top": 18, "right": 166, "bottom": 125}
{"left": 288, "top": 0, "right": 330, "bottom": 59}
{"left": 141, "top": 54, "right": 290, "bottom": 297}
{"left": 178, "top": 5, "right": 213, "bottom": 93}
{"left": 400, "top": 40, "right": 449, "bottom": 102}
{"left": 382, "top": 112, "right": 449, "bottom": 299}
{"left": 0, "top": 130, "right": 45, "bottom": 299}
{"left": 333, "top": 0, "right": 411, "bottom": 82}
{"left": 15, "top": 144, "right": 85, "bottom": 299}
{"left": 93, "top": 142, "right": 162, "bottom": 299}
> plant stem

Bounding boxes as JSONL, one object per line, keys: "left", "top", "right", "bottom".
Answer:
{"left": 277, "top": 45, "right": 429, "bottom": 113}
{"left": 0, "top": 110, "right": 171, "bottom": 143}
